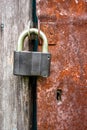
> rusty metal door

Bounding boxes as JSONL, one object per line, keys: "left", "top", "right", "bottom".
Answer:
{"left": 36, "top": 1, "right": 87, "bottom": 130}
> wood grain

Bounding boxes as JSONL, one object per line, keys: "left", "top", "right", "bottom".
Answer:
{"left": 0, "top": 0, "right": 32, "bottom": 130}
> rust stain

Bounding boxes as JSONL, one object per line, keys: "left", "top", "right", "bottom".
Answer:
{"left": 58, "top": 65, "right": 81, "bottom": 82}
{"left": 36, "top": 0, "right": 87, "bottom": 130}
{"left": 37, "top": 0, "right": 87, "bottom": 22}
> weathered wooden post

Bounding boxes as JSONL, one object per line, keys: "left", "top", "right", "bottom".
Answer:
{"left": 0, "top": 0, "right": 32, "bottom": 130}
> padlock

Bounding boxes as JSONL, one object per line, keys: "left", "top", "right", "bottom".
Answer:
{"left": 13, "top": 28, "right": 51, "bottom": 77}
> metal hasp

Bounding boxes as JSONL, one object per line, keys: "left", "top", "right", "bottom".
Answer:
{"left": 13, "top": 28, "right": 51, "bottom": 77}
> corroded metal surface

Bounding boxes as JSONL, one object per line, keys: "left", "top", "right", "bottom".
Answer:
{"left": 37, "top": 0, "right": 87, "bottom": 22}
{"left": 36, "top": 0, "right": 87, "bottom": 130}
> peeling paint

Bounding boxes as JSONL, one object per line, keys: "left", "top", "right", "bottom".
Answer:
{"left": 75, "top": 0, "right": 79, "bottom": 4}
{"left": 59, "top": 10, "right": 68, "bottom": 16}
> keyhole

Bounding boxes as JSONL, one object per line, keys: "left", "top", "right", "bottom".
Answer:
{"left": 56, "top": 89, "right": 62, "bottom": 101}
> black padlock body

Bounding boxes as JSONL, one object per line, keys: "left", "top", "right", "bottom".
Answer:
{"left": 13, "top": 51, "right": 51, "bottom": 77}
